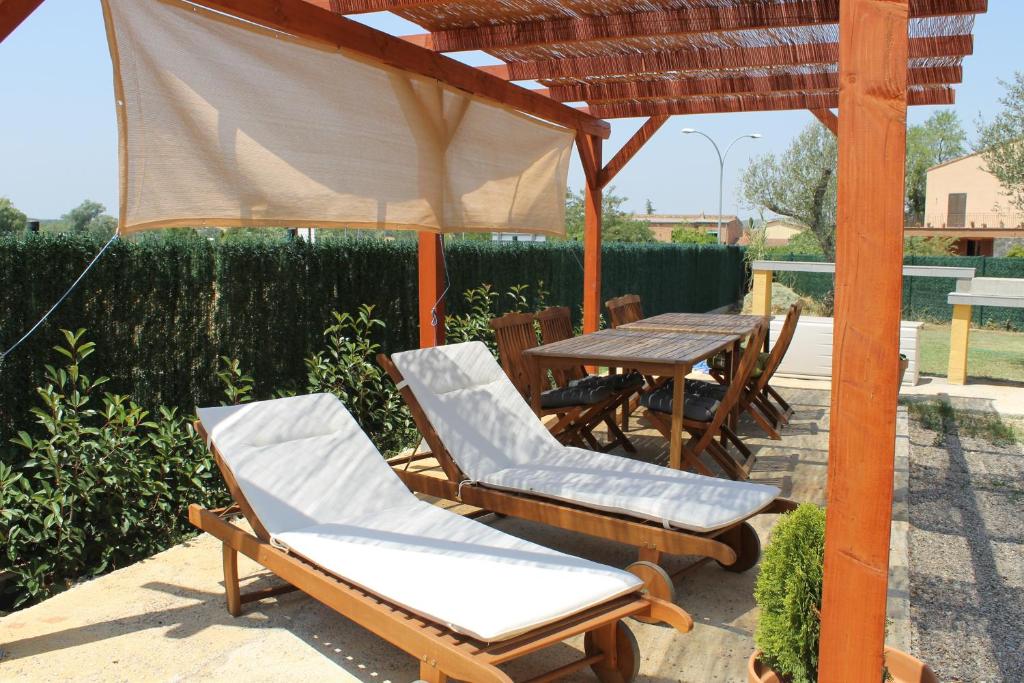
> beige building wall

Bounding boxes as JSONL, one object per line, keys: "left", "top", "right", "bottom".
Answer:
{"left": 764, "top": 220, "right": 804, "bottom": 243}
{"left": 925, "top": 152, "right": 1018, "bottom": 228}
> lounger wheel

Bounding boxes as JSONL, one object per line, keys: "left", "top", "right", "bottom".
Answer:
{"left": 624, "top": 561, "right": 675, "bottom": 624}
{"left": 584, "top": 621, "right": 641, "bottom": 683}
{"left": 717, "top": 522, "right": 761, "bottom": 573}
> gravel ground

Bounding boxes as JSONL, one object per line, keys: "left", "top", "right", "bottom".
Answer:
{"left": 907, "top": 409, "right": 1024, "bottom": 682}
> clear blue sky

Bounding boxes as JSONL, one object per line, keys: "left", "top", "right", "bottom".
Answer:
{"left": 2, "top": 1, "right": 1022, "bottom": 220}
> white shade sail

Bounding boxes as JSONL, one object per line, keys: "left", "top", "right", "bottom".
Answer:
{"left": 102, "top": 0, "right": 574, "bottom": 236}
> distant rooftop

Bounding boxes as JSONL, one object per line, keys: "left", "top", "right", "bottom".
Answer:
{"left": 631, "top": 213, "right": 740, "bottom": 225}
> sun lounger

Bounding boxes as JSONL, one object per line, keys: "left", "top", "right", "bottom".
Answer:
{"left": 380, "top": 342, "right": 797, "bottom": 604}
{"left": 188, "top": 393, "right": 692, "bottom": 682}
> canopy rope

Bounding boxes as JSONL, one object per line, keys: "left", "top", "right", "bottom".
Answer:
{"left": 0, "top": 232, "right": 119, "bottom": 364}
{"left": 431, "top": 235, "right": 451, "bottom": 329}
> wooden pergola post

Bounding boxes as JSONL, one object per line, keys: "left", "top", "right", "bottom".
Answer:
{"left": 418, "top": 232, "right": 446, "bottom": 348}
{"left": 578, "top": 133, "right": 603, "bottom": 334}
{"left": 819, "top": 0, "right": 910, "bottom": 680}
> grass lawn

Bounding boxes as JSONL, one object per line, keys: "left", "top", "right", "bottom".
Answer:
{"left": 918, "top": 323, "right": 1024, "bottom": 383}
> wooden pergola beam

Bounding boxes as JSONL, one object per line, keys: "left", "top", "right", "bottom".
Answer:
{"left": 191, "top": 0, "right": 610, "bottom": 139}
{"left": 811, "top": 108, "right": 839, "bottom": 134}
{"left": 321, "top": 0, "right": 446, "bottom": 13}
{"left": 0, "top": 0, "right": 44, "bottom": 42}
{"left": 819, "top": 0, "right": 910, "bottom": 678}
{"left": 598, "top": 116, "right": 668, "bottom": 189}
{"left": 479, "top": 34, "right": 972, "bottom": 81}
{"left": 587, "top": 86, "right": 952, "bottom": 119}
{"left": 548, "top": 65, "right": 961, "bottom": 103}
{"left": 402, "top": 0, "right": 985, "bottom": 53}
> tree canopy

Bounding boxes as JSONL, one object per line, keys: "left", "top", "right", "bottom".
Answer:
{"left": 671, "top": 226, "right": 716, "bottom": 245}
{"left": 0, "top": 197, "right": 28, "bottom": 233}
{"left": 565, "top": 187, "right": 653, "bottom": 242}
{"left": 741, "top": 123, "right": 837, "bottom": 259}
{"left": 47, "top": 200, "right": 118, "bottom": 237}
{"left": 905, "top": 111, "right": 967, "bottom": 218}
{"left": 978, "top": 71, "right": 1024, "bottom": 211}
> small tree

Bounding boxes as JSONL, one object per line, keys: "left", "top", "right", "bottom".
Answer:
{"left": 565, "top": 187, "right": 653, "bottom": 242}
{"left": 670, "top": 226, "right": 716, "bottom": 244}
{"left": 904, "top": 236, "right": 957, "bottom": 256}
{"left": 905, "top": 111, "right": 967, "bottom": 217}
{"left": 978, "top": 72, "right": 1024, "bottom": 211}
{"left": 742, "top": 124, "right": 837, "bottom": 259}
{"left": 1006, "top": 243, "right": 1024, "bottom": 258}
{"left": 0, "top": 196, "right": 28, "bottom": 233}
{"left": 53, "top": 200, "right": 117, "bottom": 237}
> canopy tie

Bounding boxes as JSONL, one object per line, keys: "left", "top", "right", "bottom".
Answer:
{"left": 430, "top": 235, "right": 451, "bottom": 328}
{"left": 0, "top": 232, "right": 119, "bottom": 365}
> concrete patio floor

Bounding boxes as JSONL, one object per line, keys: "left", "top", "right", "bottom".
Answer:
{"left": 0, "top": 387, "right": 911, "bottom": 682}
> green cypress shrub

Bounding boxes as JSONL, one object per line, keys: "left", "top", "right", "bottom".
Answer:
{"left": 754, "top": 503, "right": 827, "bottom": 683}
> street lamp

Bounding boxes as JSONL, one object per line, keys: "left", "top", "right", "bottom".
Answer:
{"left": 682, "top": 128, "right": 762, "bottom": 244}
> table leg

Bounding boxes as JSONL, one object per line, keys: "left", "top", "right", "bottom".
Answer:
{"left": 669, "top": 365, "right": 686, "bottom": 470}
{"left": 726, "top": 340, "right": 741, "bottom": 440}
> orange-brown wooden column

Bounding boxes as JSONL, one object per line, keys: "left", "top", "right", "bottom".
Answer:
{"left": 418, "top": 232, "right": 446, "bottom": 348}
{"left": 580, "top": 135, "right": 603, "bottom": 333}
{"left": 819, "top": 0, "right": 910, "bottom": 680}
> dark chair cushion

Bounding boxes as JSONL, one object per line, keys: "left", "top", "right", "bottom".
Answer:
{"left": 540, "top": 384, "right": 614, "bottom": 409}
{"left": 640, "top": 387, "right": 719, "bottom": 421}
{"left": 569, "top": 371, "right": 645, "bottom": 392}
{"left": 688, "top": 379, "right": 728, "bottom": 401}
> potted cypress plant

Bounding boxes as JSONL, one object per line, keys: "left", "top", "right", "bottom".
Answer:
{"left": 748, "top": 504, "right": 937, "bottom": 683}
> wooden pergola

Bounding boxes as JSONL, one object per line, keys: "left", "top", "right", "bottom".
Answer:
{"left": 0, "top": 0, "right": 987, "bottom": 679}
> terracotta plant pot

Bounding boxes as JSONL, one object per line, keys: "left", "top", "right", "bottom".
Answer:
{"left": 898, "top": 354, "right": 910, "bottom": 387}
{"left": 748, "top": 647, "right": 938, "bottom": 683}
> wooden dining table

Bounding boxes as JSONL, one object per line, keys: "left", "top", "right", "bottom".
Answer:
{"left": 619, "top": 312, "right": 769, "bottom": 342}
{"left": 523, "top": 327, "right": 739, "bottom": 470}
{"left": 620, "top": 312, "right": 770, "bottom": 428}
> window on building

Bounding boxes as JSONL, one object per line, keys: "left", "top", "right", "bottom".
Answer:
{"left": 947, "top": 193, "right": 967, "bottom": 228}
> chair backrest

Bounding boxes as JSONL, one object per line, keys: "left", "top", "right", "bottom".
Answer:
{"left": 390, "top": 342, "right": 564, "bottom": 482}
{"left": 605, "top": 294, "right": 643, "bottom": 328}
{"left": 754, "top": 302, "right": 803, "bottom": 391}
{"left": 536, "top": 306, "right": 587, "bottom": 386}
{"left": 699, "top": 323, "right": 768, "bottom": 438}
{"left": 490, "top": 311, "right": 542, "bottom": 398}
{"left": 196, "top": 394, "right": 416, "bottom": 541}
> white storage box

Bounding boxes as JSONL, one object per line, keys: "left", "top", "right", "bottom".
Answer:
{"left": 771, "top": 315, "right": 922, "bottom": 386}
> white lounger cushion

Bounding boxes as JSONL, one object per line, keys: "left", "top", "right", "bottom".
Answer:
{"left": 277, "top": 500, "right": 640, "bottom": 642}
{"left": 198, "top": 394, "right": 415, "bottom": 537}
{"left": 484, "top": 448, "right": 777, "bottom": 533}
{"left": 392, "top": 342, "right": 780, "bottom": 533}
{"left": 198, "top": 394, "right": 642, "bottom": 642}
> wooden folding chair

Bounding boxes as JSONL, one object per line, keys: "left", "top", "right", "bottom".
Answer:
{"left": 190, "top": 404, "right": 693, "bottom": 683}
{"left": 491, "top": 311, "right": 633, "bottom": 453}
{"left": 379, "top": 350, "right": 797, "bottom": 609}
{"left": 643, "top": 323, "right": 769, "bottom": 480}
{"left": 705, "top": 303, "right": 803, "bottom": 439}
{"left": 604, "top": 294, "right": 644, "bottom": 329}
{"left": 603, "top": 295, "right": 666, "bottom": 429}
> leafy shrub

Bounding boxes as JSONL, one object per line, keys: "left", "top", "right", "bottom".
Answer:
{"left": 444, "top": 283, "right": 546, "bottom": 354}
{"left": 304, "top": 305, "right": 417, "bottom": 455}
{"left": 754, "top": 503, "right": 826, "bottom": 683}
{"left": 0, "top": 330, "right": 228, "bottom": 609}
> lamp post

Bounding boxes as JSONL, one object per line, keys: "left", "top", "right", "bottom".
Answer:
{"left": 682, "top": 129, "right": 762, "bottom": 244}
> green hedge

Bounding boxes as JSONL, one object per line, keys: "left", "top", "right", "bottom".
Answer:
{"left": 0, "top": 235, "right": 744, "bottom": 438}
{"left": 771, "top": 253, "right": 1024, "bottom": 329}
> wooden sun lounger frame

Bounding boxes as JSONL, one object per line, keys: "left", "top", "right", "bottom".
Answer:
{"left": 189, "top": 421, "right": 693, "bottom": 683}
{"left": 378, "top": 355, "right": 798, "bottom": 604}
